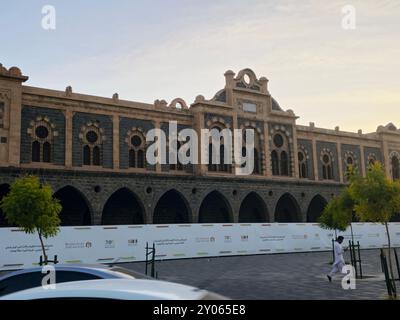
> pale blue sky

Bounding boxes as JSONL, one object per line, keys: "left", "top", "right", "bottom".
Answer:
{"left": 1, "top": 0, "right": 400, "bottom": 132}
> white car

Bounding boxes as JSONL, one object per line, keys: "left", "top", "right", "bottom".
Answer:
{"left": 0, "top": 279, "right": 228, "bottom": 300}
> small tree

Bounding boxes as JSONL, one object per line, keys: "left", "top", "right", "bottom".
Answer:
{"left": 319, "top": 188, "right": 356, "bottom": 242}
{"left": 0, "top": 175, "right": 62, "bottom": 263}
{"left": 319, "top": 194, "right": 349, "bottom": 233}
{"left": 349, "top": 162, "right": 400, "bottom": 287}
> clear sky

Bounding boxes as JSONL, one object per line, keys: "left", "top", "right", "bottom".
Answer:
{"left": 1, "top": 0, "right": 399, "bottom": 133}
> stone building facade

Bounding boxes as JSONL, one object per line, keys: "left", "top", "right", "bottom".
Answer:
{"left": 1, "top": 64, "right": 400, "bottom": 227}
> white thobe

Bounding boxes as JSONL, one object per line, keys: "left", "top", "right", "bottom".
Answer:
{"left": 329, "top": 241, "right": 345, "bottom": 276}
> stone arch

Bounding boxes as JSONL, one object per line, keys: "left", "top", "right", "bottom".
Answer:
{"left": 0, "top": 184, "right": 11, "bottom": 227}
{"left": 199, "top": 190, "right": 233, "bottom": 223}
{"left": 169, "top": 98, "right": 189, "bottom": 110}
{"left": 274, "top": 193, "right": 301, "bottom": 223}
{"left": 102, "top": 188, "right": 145, "bottom": 225}
{"left": 54, "top": 186, "right": 92, "bottom": 226}
{"left": 239, "top": 192, "right": 268, "bottom": 223}
{"left": 306, "top": 195, "right": 328, "bottom": 222}
{"left": 153, "top": 189, "right": 191, "bottom": 224}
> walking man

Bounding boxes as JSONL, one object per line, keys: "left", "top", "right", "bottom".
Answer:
{"left": 327, "top": 236, "right": 346, "bottom": 282}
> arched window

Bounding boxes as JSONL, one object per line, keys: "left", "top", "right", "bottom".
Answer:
{"left": 271, "top": 132, "right": 291, "bottom": 177}
{"left": 243, "top": 128, "right": 263, "bottom": 175}
{"left": 344, "top": 155, "right": 355, "bottom": 180}
{"left": 29, "top": 121, "right": 54, "bottom": 163}
{"left": 137, "top": 149, "right": 145, "bottom": 168}
{"left": 347, "top": 157, "right": 353, "bottom": 165}
{"left": 81, "top": 125, "right": 103, "bottom": 167}
{"left": 392, "top": 155, "right": 400, "bottom": 180}
{"left": 208, "top": 144, "right": 217, "bottom": 172}
{"left": 280, "top": 151, "right": 289, "bottom": 176}
{"left": 368, "top": 157, "right": 375, "bottom": 166}
{"left": 32, "top": 141, "right": 40, "bottom": 162}
{"left": 93, "top": 146, "right": 101, "bottom": 166}
{"left": 301, "top": 163, "right": 307, "bottom": 178}
{"left": 83, "top": 145, "right": 91, "bottom": 165}
{"left": 43, "top": 142, "right": 51, "bottom": 163}
{"left": 207, "top": 125, "right": 231, "bottom": 173}
{"left": 298, "top": 151, "right": 308, "bottom": 179}
{"left": 129, "top": 149, "right": 136, "bottom": 168}
{"left": 367, "top": 154, "right": 376, "bottom": 170}
{"left": 219, "top": 145, "right": 227, "bottom": 172}
{"left": 322, "top": 153, "right": 333, "bottom": 180}
{"left": 271, "top": 150, "right": 279, "bottom": 175}
{"left": 127, "top": 131, "right": 146, "bottom": 169}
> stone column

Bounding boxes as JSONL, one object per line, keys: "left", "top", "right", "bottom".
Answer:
{"left": 382, "top": 139, "right": 391, "bottom": 178}
{"left": 312, "top": 139, "right": 319, "bottom": 180}
{"left": 232, "top": 114, "right": 238, "bottom": 175}
{"left": 360, "top": 145, "right": 366, "bottom": 177}
{"left": 65, "top": 109, "right": 73, "bottom": 168}
{"left": 113, "top": 115, "right": 119, "bottom": 169}
{"left": 7, "top": 87, "right": 23, "bottom": 166}
{"left": 337, "top": 142, "right": 344, "bottom": 183}
{"left": 263, "top": 122, "right": 271, "bottom": 177}
{"left": 292, "top": 126, "right": 299, "bottom": 178}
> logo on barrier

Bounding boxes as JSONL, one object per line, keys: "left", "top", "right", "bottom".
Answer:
{"left": 210, "top": 237, "right": 216, "bottom": 243}
{"left": 241, "top": 235, "right": 249, "bottom": 242}
{"left": 105, "top": 240, "right": 115, "bottom": 249}
{"left": 195, "top": 237, "right": 210, "bottom": 243}
{"left": 65, "top": 242, "right": 91, "bottom": 249}
{"left": 128, "top": 239, "right": 138, "bottom": 246}
{"left": 224, "top": 236, "right": 232, "bottom": 243}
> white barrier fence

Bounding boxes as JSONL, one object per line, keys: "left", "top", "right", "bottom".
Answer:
{"left": 1, "top": 222, "right": 400, "bottom": 271}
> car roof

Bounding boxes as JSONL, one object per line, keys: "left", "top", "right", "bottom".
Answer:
{"left": 0, "top": 264, "right": 146, "bottom": 281}
{"left": 0, "top": 279, "right": 209, "bottom": 300}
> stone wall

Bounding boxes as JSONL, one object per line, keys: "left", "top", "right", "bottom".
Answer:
{"left": 0, "top": 167, "right": 342, "bottom": 226}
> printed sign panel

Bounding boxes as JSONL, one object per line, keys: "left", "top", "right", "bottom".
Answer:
{"left": 1, "top": 223, "right": 399, "bottom": 270}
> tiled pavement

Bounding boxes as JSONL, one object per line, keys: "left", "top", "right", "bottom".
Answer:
{"left": 121, "top": 249, "right": 391, "bottom": 300}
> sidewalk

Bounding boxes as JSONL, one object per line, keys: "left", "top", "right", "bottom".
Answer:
{"left": 123, "top": 249, "right": 389, "bottom": 300}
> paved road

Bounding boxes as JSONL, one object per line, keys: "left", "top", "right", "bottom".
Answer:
{"left": 0, "top": 249, "right": 391, "bottom": 299}
{"left": 121, "top": 249, "right": 390, "bottom": 300}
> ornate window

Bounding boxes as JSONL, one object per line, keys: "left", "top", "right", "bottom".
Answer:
{"left": 391, "top": 152, "right": 400, "bottom": 180}
{"left": 343, "top": 151, "right": 358, "bottom": 180}
{"left": 271, "top": 150, "right": 279, "bottom": 175}
{"left": 270, "top": 130, "right": 291, "bottom": 177}
{"left": 79, "top": 123, "right": 103, "bottom": 166}
{"left": 126, "top": 129, "right": 146, "bottom": 169}
{"left": 298, "top": 148, "right": 308, "bottom": 179}
{"left": 367, "top": 153, "right": 376, "bottom": 168}
{"left": 207, "top": 123, "right": 232, "bottom": 173}
{"left": 321, "top": 150, "right": 334, "bottom": 180}
{"left": 240, "top": 126, "right": 263, "bottom": 175}
{"left": 27, "top": 117, "right": 56, "bottom": 163}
